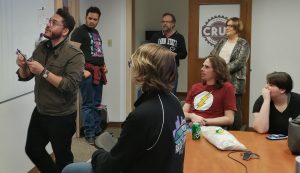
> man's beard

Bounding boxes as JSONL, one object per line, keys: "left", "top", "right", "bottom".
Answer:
{"left": 163, "top": 27, "right": 171, "bottom": 32}
{"left": 44, "top": 30, "right": 63, "bottom": 40}
{"left": 87, "top": 22, "right": 96, "bottom": 29}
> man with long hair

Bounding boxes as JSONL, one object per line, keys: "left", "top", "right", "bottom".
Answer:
{"left": 183, "top": 55, "right": 236, "bottom": 127}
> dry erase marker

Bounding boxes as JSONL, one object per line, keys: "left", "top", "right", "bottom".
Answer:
{"left": 16, "top": 49, "right": 27, "bottom": 60}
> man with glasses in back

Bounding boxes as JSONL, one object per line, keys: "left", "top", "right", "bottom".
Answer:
{"left": 16, "top": 9, "right": 84, "bottom": 173}
{"left": 150, "top": 12, "right": 187, "bottom": 95}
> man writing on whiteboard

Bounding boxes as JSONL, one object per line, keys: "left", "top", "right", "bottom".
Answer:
{"left": 16, "top": 9, "right": 84, "bottom": 173}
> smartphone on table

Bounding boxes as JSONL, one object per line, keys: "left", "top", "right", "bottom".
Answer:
{"left": 266, "top": 134, "right": 288, "bottom": 140}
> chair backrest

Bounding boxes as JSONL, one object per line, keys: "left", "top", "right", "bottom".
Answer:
{"left": 94, "top": 132, "right": 117, "bottom": 152}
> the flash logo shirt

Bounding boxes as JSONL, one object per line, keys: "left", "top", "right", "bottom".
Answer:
{"left": 194, "top": 91, "right": 213, "bottom": 111}
{"left": 185, "top": 82, "right": 237, "bottom": 118}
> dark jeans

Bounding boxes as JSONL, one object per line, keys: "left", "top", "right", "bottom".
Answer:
{"left": 95, "top": 81, "right": 103, "bottom": 107}
{"left": 25, "top": 107, "right": 76, "bottom": 173}
{"left": 80, "top": 76, "right": 102, "bottom": 138}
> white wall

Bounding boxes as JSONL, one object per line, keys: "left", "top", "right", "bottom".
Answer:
{"left": 250, "top": 0, "right": 300, "bottom": 125}
{"left": 0, "top": 0, "right": 53, "bottom": 172}
{"left": 95, "top": 0, "right": 127, "bottom": 122}
{"left": 0, "top": 93, "right": 35, "bottom": 172}
{"left": 0, "top": 94, "right": 49, "bottom": 173}
{"left": 0, "top": 93, "right": 53, "bottom": 173}
{"left": 0, "top": 0, "right": 53, "bottom": 103}
{"left": 135, "top": 0, "right": 189, "bottom": 92}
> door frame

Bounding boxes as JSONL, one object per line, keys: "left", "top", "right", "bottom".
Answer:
{"left": 54, "top": 0, "right": 80, "bottom": 26}
{"left": 188, "top": 0, "right": 252, "bottom": 127}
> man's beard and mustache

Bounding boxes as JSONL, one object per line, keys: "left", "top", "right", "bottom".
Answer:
{"left": 43, "top": 27, "right": 63, "bottom": 40}
{"left": 162, "top": 25, "right": 174, "bottom": 33}
{"left": 87, "top": 22, "right": 96, "bottom": 29}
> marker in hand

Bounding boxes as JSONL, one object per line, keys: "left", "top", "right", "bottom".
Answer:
{"left": 16, "top": 49, "right": 30, "bottom": 61}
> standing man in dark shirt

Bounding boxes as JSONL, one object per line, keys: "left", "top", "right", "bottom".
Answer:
{"left": 150, "top": 12, "right": 187, "bottom": 94}
{"left": 16, "top": 9, "right": 84, "bottom": 173}
{"left": 71, "top": 6, "right": 108, "bottom": 145}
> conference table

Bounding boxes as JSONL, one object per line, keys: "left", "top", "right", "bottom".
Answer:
{"left": 184, "top": 131, "right": 296, "bottom": 173}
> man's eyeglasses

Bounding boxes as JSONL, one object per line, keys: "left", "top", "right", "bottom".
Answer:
{"left": 48, "top": 18, "right": 64, "bottom": 27}
{"left": 161, "top": 20, "right": 173, "bottom": 23}
{"left": 226, "top": 24, "right": 234, "bottom": 27}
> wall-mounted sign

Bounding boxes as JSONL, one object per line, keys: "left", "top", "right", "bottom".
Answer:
{"left": 202, "top": 15, "right": 228, "bottom": 46}
{"left": 199, "top": 5, "right": 240, "bottom": 58}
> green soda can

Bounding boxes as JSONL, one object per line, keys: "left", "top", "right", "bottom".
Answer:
{"left": 192, "top": 122, "right": 201, "bottom": 140}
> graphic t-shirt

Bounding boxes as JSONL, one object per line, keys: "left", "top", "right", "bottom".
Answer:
{"left": 88, "top": 32, "right": 104, "bottom": 58}
{"left": 71, "top": 24, "right": 104, "bottom": 66}
{"left": 185, "top": 82, "right": 237, "bottom": 118}
{"left": 150, "top": 31, "right": 187, "bottom": 66}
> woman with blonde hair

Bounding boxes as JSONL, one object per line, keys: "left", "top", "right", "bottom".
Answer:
{"left": 210, "top": 17, "right": 250, "bottom": 130}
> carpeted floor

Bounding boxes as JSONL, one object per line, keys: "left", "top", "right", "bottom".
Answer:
{"left": 72, "top": 127, "right": 121, "bottom": 162}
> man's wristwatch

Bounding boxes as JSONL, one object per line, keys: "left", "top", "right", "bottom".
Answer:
{"left": 41, "top": 68, "right": 50, "bottom": 79}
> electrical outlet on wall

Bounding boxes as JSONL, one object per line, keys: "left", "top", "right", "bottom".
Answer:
{"left": 107, "top": 39, "right": 112, "bottom": 47}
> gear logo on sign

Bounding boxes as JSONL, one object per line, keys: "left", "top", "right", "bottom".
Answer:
{"left": 202, "top": 15, "right": 228, "bottom": 46}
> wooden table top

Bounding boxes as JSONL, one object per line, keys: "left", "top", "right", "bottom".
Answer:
{"left": 184, "top": 131, "right": 296, "bottom": 173}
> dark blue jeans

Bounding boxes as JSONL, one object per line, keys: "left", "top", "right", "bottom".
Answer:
{"left": 95, "top": 82, "right": 103, "bottom": 107}
{"left": 80, "top": 76, "right": 102, "bottom": 138}
{"left": 62, "top": 162, "right": 93, "bottom": 173}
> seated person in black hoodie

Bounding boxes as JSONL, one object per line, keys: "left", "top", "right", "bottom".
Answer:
{"left": 62, "top": 43, "right": 187, "bottom": 173}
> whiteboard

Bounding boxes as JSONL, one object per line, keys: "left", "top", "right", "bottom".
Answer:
{"left": 0, "top": 0, "right": 53, "bottom": 103}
